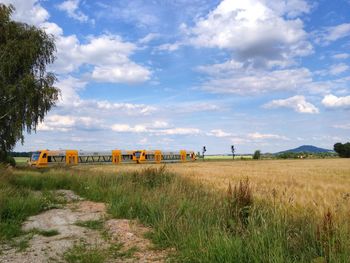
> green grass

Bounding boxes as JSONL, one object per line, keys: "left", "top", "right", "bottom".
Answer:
{"left": 13, "top": 157, "right": 29, "bottom": 165}
{"left": 1, "top": 166, "right": 349, "bottom": 262}
{"left": 109, "top": 243, "right": 139, "bottom": 259}
{"left": 204, "top": 155, "right": 252, "bottom": 160}
{"left": 64, "top": 241, "right": 138, "bottom": 263}
{"left": 64, "top": 243, "right": 107, "bottom": 263}
{"left": 33, "top": 229, "right": 60, "bottom": 237}
{"left": 75, "top": 220, "right": 104, "bottom": 231}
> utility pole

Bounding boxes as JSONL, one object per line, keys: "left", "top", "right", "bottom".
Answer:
{"left": 231, "top": 145, "right": 235, "bottom": 160}
{"left": 202, "top": 146, "right": 206, "bottom": 161}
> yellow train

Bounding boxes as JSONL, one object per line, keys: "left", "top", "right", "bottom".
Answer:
{"left": 29, "top": 149, "right": 196, "bottom": 168}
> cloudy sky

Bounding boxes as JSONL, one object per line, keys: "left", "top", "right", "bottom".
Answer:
{"left": 5, "top": 0, "right": 350, "bottom": 154}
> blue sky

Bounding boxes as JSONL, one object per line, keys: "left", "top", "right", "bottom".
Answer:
{"left": 4, "top": 0, "right": 350, "bottom": 154}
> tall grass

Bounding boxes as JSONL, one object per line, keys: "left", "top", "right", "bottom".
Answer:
{"left": 0, "top": 172, "right": 61, "bottom": 240}
{"left": 1, "top": 166, "right": 349, "bottom": 262}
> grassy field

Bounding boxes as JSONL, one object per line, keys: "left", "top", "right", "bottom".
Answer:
{"left": 78, "top": 159, "right": 350, "bottom": 212}
{"left": 1, "top": 159, "right": 349, "bottom": 262}
{"left": 203, "top": 155, "right": 252, "bottom": 160}
{"left": 13, "top": 157, "right": 29, "bottom": 165}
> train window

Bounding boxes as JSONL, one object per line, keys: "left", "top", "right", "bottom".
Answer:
{"left": 42, "top": 153, "right": 47, "bottom": 159}
{"left": 31, "top": 152, "right": 40, "bottom": 161}
{"left": 134, "top": 151, "right": 141, "bottom": 158}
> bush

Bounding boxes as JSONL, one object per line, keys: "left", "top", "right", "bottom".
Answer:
{"left": 0, "top": 152, "right": 16, "bottom": 166}
{"left": 6, "top": 156, "right": 16, "bottom": 167}
{"left": 334, "top": 142, "right": 350, "bottom": 158}
{"left": 253, "top": 150, "right": 261, "bottom": 160}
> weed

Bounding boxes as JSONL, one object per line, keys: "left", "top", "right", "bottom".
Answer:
{"left": 226, "top": 178, "right": 253, "bottom": 231}
{"left": 75, "top": 220, "right": 104, "bottom": 231}
{"left": 109, "top": 243, "right": 138, "bottom": 259}
{"left": 64, "top": 243, "right": 107, "bottom": 263}
{"left": 34, "top": 229, "right": 60, "bottom": 237}
{"left": 131, "top": 166, "right": 174, "bottom": 188}
{"left": 14, "top": 236, "right": 31, "bottom": 252}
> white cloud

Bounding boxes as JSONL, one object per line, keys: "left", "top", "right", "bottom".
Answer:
{"left": 2, "top": 0, "right": 49, "bottom": 25}
{"left": 157, "top": 128, "right": 201, "bottom": 135}
{"left": 4, "top": 0, "right": 150, "bottom": 84}
{"left": 247, "top": 132, "right": 288, "bottom": 140}
{"left": 173, "top": 102, "right": 221, "bottom": 113}
{"left": 54, "top": 77, "right": 157, "bottom": 116}
{"left": 156, "top": 42, "right": 182, "bottom": 52}
{"left": 57, "top": 0, "right": 89, "bottom": 23}
{"left": 55, "top": 76, "right": 87, "bottom": 106}
{"left": 207, "top": 129, "right": 232, "bottom": 137}
{"left": 91, "top": 64, "right": 150, "bottom": 83}
{"left": 332, "top": 53, "right": 350, "bottom": 60}
{"left": 322, "top": 94, "right": 350, "bottom": 108}
{"left": 98, "top": 1, "right": 159, "bottom": 28}
{"left": 230, "top": 137, "right": 251, "bottom": 145}
{"left": 138, "top": 33, "right": 161, "bottom": 44}
{"left": 111, "top": 124, "right": 147, "bottom": 133}
{"left": 111, "top": 124, "right": 200, "bottom": 135}
{"left": 328, "top": 63, "right": 349, "bottom": 75}
{"left": 152, "top": 121, "right": 169, "bottom": 128}
{"left": 184, "top": 0, "right": 312, "bottom": 66}
{"left": 95, "top": 101, "right": 156, "bottom": 115}
{"left": 37, "top": 114, "right": 101, "bottom": 132}
{"left": 333, "top": 123, "right": 350, "bottom": 130}
{"left": 201, "top": 67, "right": 312, "bottom": 94}
{"left": 266, "top": 0, "right": 311, "bottom": 18}
{"left": 52, "top": 34, "right": 151, "bottom": 83}
{"left": 318, "top": 23, "right": 350, "bottom": 43}
{"left": 197, "top": 60, "right": 243, "bottom": 76}
{"left": 40, "top": 22, "right": 63, "bottom": 36}
{"left": 264, "top": 95, "right": 319, "bottom": 114}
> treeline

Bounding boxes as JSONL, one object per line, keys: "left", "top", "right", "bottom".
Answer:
{"left": 275, "top": 152, "right": 336, "bottom": 159}
{"left": 9, "top": 152, "right": 32, "bottom": 157}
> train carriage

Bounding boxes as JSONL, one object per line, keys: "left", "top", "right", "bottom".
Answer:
{"left": 29, "top": 149, "right": 196, "bottom": 168}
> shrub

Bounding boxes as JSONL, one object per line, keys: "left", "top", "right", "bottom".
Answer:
{"left": 226, "top": 178, "right": 253, "bottom": 231}
{"left": 334, "top": 142, "right": 350, "bottom": 158}
{"left": 253, "top": 150, "right": 261, "bottom": 160}
{"left": 6, "top": 156, "right": 16, "bottom": 167}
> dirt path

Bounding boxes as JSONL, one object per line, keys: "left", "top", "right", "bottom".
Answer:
{"left": 0, "top": 190, "right": 169, "bottom": 263}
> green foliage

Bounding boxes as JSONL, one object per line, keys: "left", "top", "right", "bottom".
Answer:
{"left": 334, "top": 142, "right": 350, "bottom": 158}
{"left": 277, "top": 152, "right": 302, "bottom": 159}
{"left": 9, "top": 152, "right": 32, "bottom": 157}
{"left": 75, "top": 220, "right": 104, "bottom": 231}
{"left": 64, "top": 243, "right": 107, "bottom": 263}
{"left": 253, "top": 150, "right": 261, "bottom": 160}
{"left": 30, "top": 228, "right": 59, "bottom": 237}
{"left": 6, "top": 156, "right": 16, "bottom": 167}
{"left": 0, "top": 171, "right": 64, "bottom": 241}
{"left": 276, "top": 151, "right": 336, "bottom": 159}
{"left": 0, "top": 4, "right": 59, "bottom": 163}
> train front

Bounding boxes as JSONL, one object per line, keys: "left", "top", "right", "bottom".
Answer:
{"left": 29, "top": 150, "right": 48, "bottom": 167}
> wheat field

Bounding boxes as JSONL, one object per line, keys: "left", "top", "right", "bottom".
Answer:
{"left": 76, "top": 159, "right": 350, "bottom": 213}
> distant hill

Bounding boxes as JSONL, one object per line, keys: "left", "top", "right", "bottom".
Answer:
{"left": 277, "top": 145, "right": 333, "bottom": 154}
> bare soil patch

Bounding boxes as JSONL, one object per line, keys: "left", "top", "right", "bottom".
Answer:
{"left": 0, "top": 190, "right": 169, "bottom": 263}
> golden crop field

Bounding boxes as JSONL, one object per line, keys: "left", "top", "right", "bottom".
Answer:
{"left": 77, "top": 159, "right": 350, "bottom": 213}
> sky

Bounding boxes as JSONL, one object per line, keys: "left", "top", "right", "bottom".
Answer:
{"left": 3, "top": 0, "right": 350, "bottom": 154}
